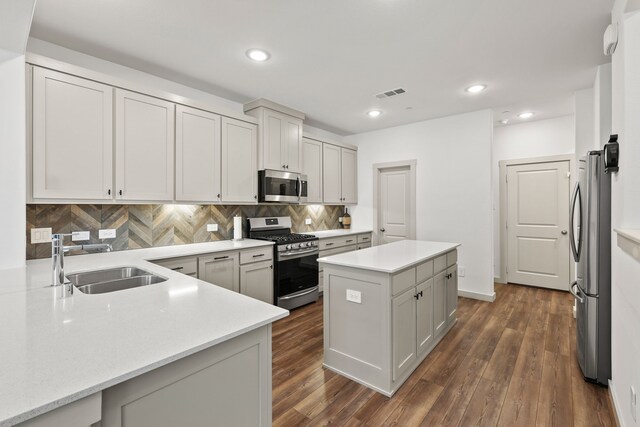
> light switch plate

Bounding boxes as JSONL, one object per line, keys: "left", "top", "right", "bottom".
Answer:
{"left": 346, "top": 289, "right": 362, "bottom": 304}
{"left": 207, "top": 224, "right": 219, "bottom": 232}
{"left": 305, "top": 218, "right": 312, "bottom": 225}
{"left": 30, "top": 227, "right": 52, "bottom": 244}
{"left": 99, "top": 229, "right": 116, "bottom": 239}
{"left": 458, "top": 266, "right": 466, "bottom": 277}
{"left": 72, "top": 231, "right": 90, "bottom": 241}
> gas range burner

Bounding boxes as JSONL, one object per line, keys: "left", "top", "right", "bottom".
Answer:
{"left": 258, "top": 233, "right": 317, "bottom": 243}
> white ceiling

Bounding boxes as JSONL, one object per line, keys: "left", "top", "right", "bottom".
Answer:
{"left": 30, "top": 0, "right": 612, "bottom": 135}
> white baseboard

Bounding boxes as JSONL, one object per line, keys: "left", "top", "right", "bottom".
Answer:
{"left": 458, "top": 289, "right": 496, "bottom": 302}
{"left": 609, "top": 379, "right": 625, "bottom": 427}
{"left": 494, "top": 275, "right": 507, "bottom": 284}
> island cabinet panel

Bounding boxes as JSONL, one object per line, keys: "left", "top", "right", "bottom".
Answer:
{"left": 102, "top": 325, "right": 272, "bottom": 427}
{"left": 392, "top": 287, "right": 417, "bottom": 381}
{"left": 322, "top": 243, "right": 459, "bottom": 397}
{"left": 198, "top": 251, "right": 240, "bottom": 292}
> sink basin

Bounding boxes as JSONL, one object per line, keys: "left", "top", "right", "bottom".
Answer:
{"left": 67, "top": 267, "right": 167, "bottom": 295}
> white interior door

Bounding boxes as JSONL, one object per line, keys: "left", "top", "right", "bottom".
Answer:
{"left": 378, "top": 166, "right": 412, "bottom": 244}
{"left": 506, "top": 161, "right": 571, "bottom": 290}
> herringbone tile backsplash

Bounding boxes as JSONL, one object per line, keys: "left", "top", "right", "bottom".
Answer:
{"left": 26, "top": 204, "right": 345, "bottom": 260}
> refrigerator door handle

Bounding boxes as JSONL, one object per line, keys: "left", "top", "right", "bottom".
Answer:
{"left": 570, "top": 281, "right": 585, "bottom": 304}
{"left": 570, "top": 182, "right": 582, "bottom": 262}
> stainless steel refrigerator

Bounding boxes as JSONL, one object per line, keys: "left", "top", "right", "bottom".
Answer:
{"left": 569, "top": 150, "right": 611, "bottom": 385}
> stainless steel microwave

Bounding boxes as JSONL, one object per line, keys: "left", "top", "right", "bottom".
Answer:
{"left": 258, "top": 170, "right": 307, "bottom": 203}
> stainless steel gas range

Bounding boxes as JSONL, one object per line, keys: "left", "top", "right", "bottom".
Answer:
{"left": 247, "top": 217, "right": 319, "bottom": 310}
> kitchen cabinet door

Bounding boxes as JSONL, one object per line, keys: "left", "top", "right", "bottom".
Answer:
{"left": 416, "top": 278, "right": 434, "bottom": 356}
{"left": 322, "top": 143, "right": 342, "bottom": 204}
{"left": 198, "top": 252, "right": 239, "bottom": 292}
{"left": 115, "top": 89, "right": 175, "bottom": 201}
{"left": 433, "top": 271, "right": 447, "bottom": 337}
{"left": 32, "top": 67, "right": 113, "bottom": 200}
{"left": 240, "top": 260, "right": 274, "bottom": 304}
{"left": 446, "top": 266, "right": 458, "bottom": 324}
{"left": 221, "top": 117, "right": 257, "bottom": 203}
{"left": 284, "top": 116, "right": 302, "bottom": 173}
{"left": 175, "top": 105, "right": 221, "bottom": 202}
{"left": 301, "top": 138, "right": 323, "bottom": 203}
{"left": 392, "top": 287, "right": 417, "bottom": 382}
{"left": 341, "top": 148, "right": 358, "bottom": 204}
{"left": 262, "top": 109, "right": 284, "bottom": 170}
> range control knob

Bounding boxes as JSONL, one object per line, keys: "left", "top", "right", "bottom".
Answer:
{"left": 286, "top": 244, "right": 292, "bottom": 250}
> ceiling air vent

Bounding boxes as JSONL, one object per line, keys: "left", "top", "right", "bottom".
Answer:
{"left": 375, "top": 88, "right": 406, "bottom": 99}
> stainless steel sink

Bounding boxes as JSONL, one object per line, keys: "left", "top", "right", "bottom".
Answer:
{"left": 67, "top": 267, "right": 167, "bottom": 294}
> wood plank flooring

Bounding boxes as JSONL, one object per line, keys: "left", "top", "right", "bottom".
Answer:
{"left": 272, "top": 283, "right": 617, "bottom": 426}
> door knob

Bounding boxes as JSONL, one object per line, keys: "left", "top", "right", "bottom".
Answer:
{"left": 561, "top": 230, "right": 568, "bottom": 235}
{"left": 380, "top": 228, "right": 386, "bottom": 232}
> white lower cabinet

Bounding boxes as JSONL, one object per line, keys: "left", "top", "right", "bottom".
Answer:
{"left": 416, "top": 278, "right": 434, "bottom": 356}
{"left": 433, "top": 270, "right": 447, "bottom": 337}
{"left": 198, "top": 252, "right": 240, "bottom": 292}
{"left": 152, "top": 256, "right": 198, "bottom": 277}
{"left": 446, "top": 265, "right": 458, "bottom": 324}
{"left": 101, "top": 325, "right": 272, "bottom": 427}
{"left": 240, "top": 260, "right": 274, "bottom": 304}
{"left": 392, "top": 287, "right": 417, "bottom": 381}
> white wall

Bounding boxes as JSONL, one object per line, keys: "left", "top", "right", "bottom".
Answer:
{"left": 575, "top": 88, "right": 596, "bottom": 155}
{"left": 345, "top": 110, "right": 495, "bottom": 300}
{"left": 492, "top": 115, "right": 575, "bottom": 277}
{"left": 0, "top": 52, "right": 27, "bottom": 269}
{"left": 609, "top": 5, "right": 640, "bottom": 426}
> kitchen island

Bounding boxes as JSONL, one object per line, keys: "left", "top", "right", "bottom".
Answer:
{"left": 0, "top": 240, "right": 288, "bottom": 427}
{"left": 318, "top": 240, "right": 460, "bottom": 396}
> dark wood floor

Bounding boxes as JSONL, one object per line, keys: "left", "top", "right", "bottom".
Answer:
{"left": 271, "top": 283, "right": 617, "bottom": 426}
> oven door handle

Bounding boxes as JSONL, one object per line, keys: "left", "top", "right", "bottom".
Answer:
{"left": 278, "top": 249, "right": 319, "bottom": 259}
{"left": 279, "top": 286, "right": 319, "bottom": 300}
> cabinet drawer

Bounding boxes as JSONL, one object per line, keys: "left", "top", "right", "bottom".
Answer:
{"left": 357, "top": 243, "right": 371, "bottom": 250}
{"left": 319, "top": 236, "right": 357, "bottom": 250}
{"left": 153, "top": 256, "right": 198, "bottom": 276}
{"left": 416, "top": 260, "right": 434, "bottom": 283}
{"left": 240, "top": 246, "right": 273, "bottom": 264}
{"left": 446, "top": 250, "right": 457, "bottom": 267}
{"left": 319, "top": 245, "right": 357, "bottom": 271}
{"left": 357, "top": 233, "right": 372, "bottom": 244}
{"left": 434, "top": 254, "right": 447, "bottom": 273}
{"left": 392, "top": 267, "right": 416, "bottom": 296}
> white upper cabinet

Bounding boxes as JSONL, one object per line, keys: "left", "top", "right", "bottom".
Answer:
{"left": 221, "top": 117, "right": 258, "bottom": 203}
{"left": 322, "top": 143, "right": 342, "bottom": 204}
{"left": 32, "top": 67, "right": 113, "bottom": 200}
{"left": 115, "top": 89, "right": 175, "bottom": 201}
{"left": 175, "top": 105, "right": 221, "bottom": 202}
{"left": 322, "top": 143, "right": 358, "bottom": 204}
{"left": 301, "top": 137, "right": 323, "bottom": 203}
{"left": 244, "top": 100, "right": 304, "bottom": 173}
{"left": 341, "top": 148, "right": 358, "bottom": 204}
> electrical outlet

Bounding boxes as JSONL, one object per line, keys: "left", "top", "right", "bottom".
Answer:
{"left": 207, "top": 224, "right": 219, "bottom": 232}
{"left": 98, "top": 229, "right": 116, "bottom": 239}
{"left": 30, "top": 227, "right": 52, "bottom": 244}
{"left": 305, "top": 218, "right": 312, "bottom": 225}
{"left": 72, "top": 231, "right": 90, "bottom": 241}
{"left": 458, "top": 266, "right": 466, "bottom": 277}
{"left": 346, "top": 289, "right": 362, "bottom": 304}
{"left": 631, "top": 386, "right": 637, "bottom": 421}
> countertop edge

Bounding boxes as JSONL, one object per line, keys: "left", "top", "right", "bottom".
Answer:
{"left": 318, "top": 243, "right": 461, "bottom": 274}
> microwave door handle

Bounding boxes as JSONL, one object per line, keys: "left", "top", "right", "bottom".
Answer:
{"left": 297, "top": 176, "right": 301, "bottom": 200}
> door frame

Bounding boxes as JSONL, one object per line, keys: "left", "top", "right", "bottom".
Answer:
{"left": 372, "top": 160, "right": 417, "bottom": 245}
{"left": 498, "top": 154, "right": 575, "bottom": 285}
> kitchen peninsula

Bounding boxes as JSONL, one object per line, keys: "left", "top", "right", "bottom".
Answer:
{"left": 0, "top": 240, "right": 288, "bottom": 427}
{"left": 318, "top": 240, "right": 460, "bottom": 396}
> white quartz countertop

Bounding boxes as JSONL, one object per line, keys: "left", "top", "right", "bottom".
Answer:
{"left": 318, "top": 240, "right": 460, "bottom": 273}
{"left": 302, "top": 229, "right": 372, "bottom": 238}
{"left": 0, "top": 239, "right": 288, "bottom": 427}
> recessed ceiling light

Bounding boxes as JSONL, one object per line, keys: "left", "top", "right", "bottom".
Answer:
{"left": 500, "top": 119, "right": 509, "bottom": 125}
{"left": 466, "top": 84, "right": 487, "bottom": 94}
{"left": 246, "top": 48, "right": 270, "bottom": 62}
{"left": 367, "top": 110, "right": 382, "bottom": 118}
{"left": 518, "top": 112, "right": 534, "bottom": 119}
